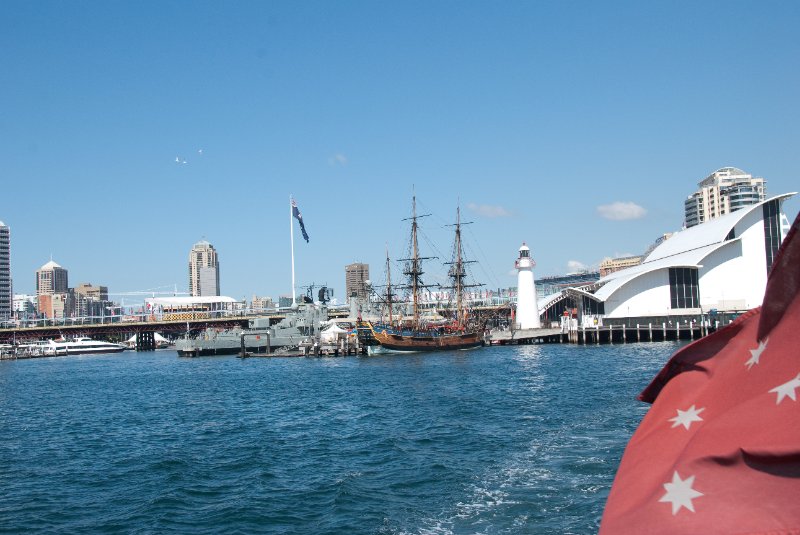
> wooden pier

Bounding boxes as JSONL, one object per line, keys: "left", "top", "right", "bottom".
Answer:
{"left": 237, "top": 334, "right": 367, "bottom": 358}
{"left": 490, "top": 322, "right": 711, "bottom": 345}
{"left": 489, "top": 328, "right": 564, "bottom": 345}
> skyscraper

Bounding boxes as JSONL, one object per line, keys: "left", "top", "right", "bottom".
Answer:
{"left": 36, "top": 260, "right": 68, "bottom": 296}
{"left": 345, "top": 262, "right": 369, "bottom": 303}
{"left": 0, "top": 221, "right": 11, "bottom": 320}
{"left": 684, "top": 167, "right": 766, "bottom": 228}
{"left": 189, "top": 240, "right": 220, "bottom": 297}
{"left": 36, "top": 259, "right": 69, "bottom": 319}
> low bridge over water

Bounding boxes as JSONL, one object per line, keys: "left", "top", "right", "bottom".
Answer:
{"left": 0, "top": 310, "right": 353, "bottom": 349}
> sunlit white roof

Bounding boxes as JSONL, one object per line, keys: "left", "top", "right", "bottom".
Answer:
{"left": 645, "top": 193, "right": 795, "bottom": 262}
{"left": 39, "top": 260, "right": 62, "bottom": 270}
{"left": 593, "top": 193, "right": 796, "bottom": 302}
{"left": 594, "top": 240, "right": 736, "bottom": 301}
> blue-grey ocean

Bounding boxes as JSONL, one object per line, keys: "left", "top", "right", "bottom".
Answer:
{"left": 0, "top": 343, "right": 682, "bottom": 534}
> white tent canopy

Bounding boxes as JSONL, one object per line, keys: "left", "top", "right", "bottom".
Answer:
{"left": 320, "top": 323, "right": 352, "bottom": 344}
{"left": 125, "top": 332, "right": 169, "bottom": 345}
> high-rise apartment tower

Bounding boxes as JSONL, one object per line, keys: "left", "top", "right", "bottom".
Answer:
{"left": 0, "top": 221, "right": 11, "bottom": 320}
{"left": 189, "top": 240, "right": 220, "bottom": 297}
{"left": 684, "top": 167, "right": 766, "bottom": 228}
{"left": 345, "top": 262, "right": 369, "bottom": 303}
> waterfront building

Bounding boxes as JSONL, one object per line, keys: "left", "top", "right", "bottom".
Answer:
{"left": 543, "top": 193, "right": 794, "bottom": 324}
{"left": 72, "top": 284, "right": 112, "bottom": 318}
{"left": 145, "top": 295, "right": 239, "bottom": 321}
{"left": 38, "top": 292, "right": 73, "bottom": 320}
{"left": 536, "top": 272, "right": 600, "bottom": 297}
{"left": 0, "top": 221, "right": 10, "bottom": 320}
{"left": 684, "top": 167, "right": 766, "bottom": 228}
{"left": 599, "top": 256, "right": 643, "bottom": 277}
{"left": 188, "top": 240, "right": 220, "bottom": 297}
{"left": 251, "top": 295, "right": 275, "bottom": 312}
{"left": 345, "top": 262, "right": 369, "bottom": 303}
{"left": 13, "top": 294, "right": 36, "bottom": 317}
{"left": 514, "top": 243, "right": 540, "bottom": 329}
{"left": 74, "top": 283, "right": 109, "bottom": 301}
{"left": 278, "top": 295, "right": 294, "bottom": 308}
{"left": 36, "top": 260, "right": 69, "bottom": 318}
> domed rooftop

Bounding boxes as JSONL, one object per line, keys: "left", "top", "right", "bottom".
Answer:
{"left": 519, "top": 242, "right": 530, "bottom": 251}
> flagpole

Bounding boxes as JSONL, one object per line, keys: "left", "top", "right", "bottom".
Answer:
{"left": 290, "top": 195, "right": 296, "bottom": 305}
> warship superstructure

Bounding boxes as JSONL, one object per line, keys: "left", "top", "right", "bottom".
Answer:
{"left": 176, "top": 304, "right": 327, "bottom": 357}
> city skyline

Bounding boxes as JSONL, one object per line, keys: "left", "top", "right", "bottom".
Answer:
{"left": 2, "top": 2, "right": 798, "bottom": 301}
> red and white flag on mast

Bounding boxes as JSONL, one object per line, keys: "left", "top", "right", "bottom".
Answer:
{"left": 600, "top": 213, "right": 800, "bottom": 535}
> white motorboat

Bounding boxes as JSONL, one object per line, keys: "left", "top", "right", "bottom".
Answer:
{"left": 43, "top": 337, "right": 126, "bottom": 356}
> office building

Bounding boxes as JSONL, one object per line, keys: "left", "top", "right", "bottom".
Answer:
{"left": 74, "top": 283, "right": 111, "bottom": 318}
{"left": 0, "top": 221, "right": 10, "bottom": 320}
{"left": 345, "top": 262, "right": 369, "bottom": 303}
{"left": 250, "top": 295, "right": 274, "bottom": 312}
{"left": 189, "top": 240, "right": 220, "bottom": 297}
{"left": 684, "top": 167, "right": 767, "bottom": 228}
{"left": 36, "top": 259, "right": 69, "bottom": 318}
{"left": 13, "top": 294, "right": 36, "bottom": 317}
{"left": 74, "top": 283, "right": 109, "bottom": 301}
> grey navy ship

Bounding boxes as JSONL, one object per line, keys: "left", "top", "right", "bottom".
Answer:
{"left": 176, "top": 304, "right": 327, "bottom": 357}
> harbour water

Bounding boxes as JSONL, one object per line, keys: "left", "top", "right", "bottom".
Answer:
{"left": 0, "top": 343, "right": 683, "bottom": 534}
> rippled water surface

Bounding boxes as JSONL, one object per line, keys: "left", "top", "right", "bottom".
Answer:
{"left": 0, "top": 343, "right": 682, "bottom": 534}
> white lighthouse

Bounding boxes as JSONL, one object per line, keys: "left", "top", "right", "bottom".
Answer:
{"left": 515, "top": 243, "right": 540, "bottom": 329}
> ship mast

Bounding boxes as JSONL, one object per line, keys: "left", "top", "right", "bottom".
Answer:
{"left": 399, "top": 195, "right": 434, "bottom": 330}
{"left": 454, "top": 207, "right": 465, "bottom": 325}
{"left": 385, "top": 245, "right": 394, "bottom": 325}
{"left": 444, "top": 206, "right": 481, "bottom": 329}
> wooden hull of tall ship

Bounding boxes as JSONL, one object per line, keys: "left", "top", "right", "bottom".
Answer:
{"left": 371, "top": 328, "right": 484, "bottom": 352}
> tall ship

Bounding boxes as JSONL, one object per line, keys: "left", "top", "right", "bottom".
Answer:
{"left": 360, "top": 197, "right": 485, "bottom": 352}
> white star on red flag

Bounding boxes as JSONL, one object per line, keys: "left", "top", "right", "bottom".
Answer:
{"left": 769, "top": 372, "right": 800, "bottom": 404}
{"left": 745, "top": 338, "right": 768, "bottom": 370}
{"left": 659, "top": 471, "right": 703, "bottom": 515}
{"left": 668, "top": 405, "right": 705, "bottom": 430}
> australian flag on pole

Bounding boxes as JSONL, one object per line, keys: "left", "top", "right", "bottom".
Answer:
{"left": 291, "top": 197, "right": 310, "bottom": 242}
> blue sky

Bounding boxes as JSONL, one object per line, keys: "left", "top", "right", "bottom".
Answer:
{"left": 2, "top": 1, "right": 798, "bottom": 304}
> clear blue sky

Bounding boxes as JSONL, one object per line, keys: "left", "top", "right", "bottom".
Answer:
{"left": 2, "top": 1, "right": 798, "bottom": 304}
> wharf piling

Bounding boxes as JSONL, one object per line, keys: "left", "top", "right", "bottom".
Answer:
{"left": 239, "top": 336, "right": 366, "bottom": 358}
{"left": 490, "top": 322, "right": 711, "bottom": 346}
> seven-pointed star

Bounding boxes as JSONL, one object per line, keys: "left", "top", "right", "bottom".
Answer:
{"left": 659, "top": 471, "right": 703, "bottom": 515}
{"left": 668, "top": 405, "right": 705, "bottom": 430}
{"left": 769, "top": 373, "right": 800, "bottom": 404}
{"left": 745, "top": 338, "right": 768, "bottom": 370}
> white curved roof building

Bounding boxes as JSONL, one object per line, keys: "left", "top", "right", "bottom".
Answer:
{"left": 588, "top": 193, "right": 794, "bottom": 319}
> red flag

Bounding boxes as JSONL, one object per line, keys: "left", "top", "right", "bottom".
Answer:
{"left": 600, "top": 213, "right": 800, "bottom": 534}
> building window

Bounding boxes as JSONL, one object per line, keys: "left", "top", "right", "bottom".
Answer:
{"left": 763, "top": 199, "right": 782, "bottom": 274}
{"left": 669, "top": 267, "right": 699, "bottom": 309}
